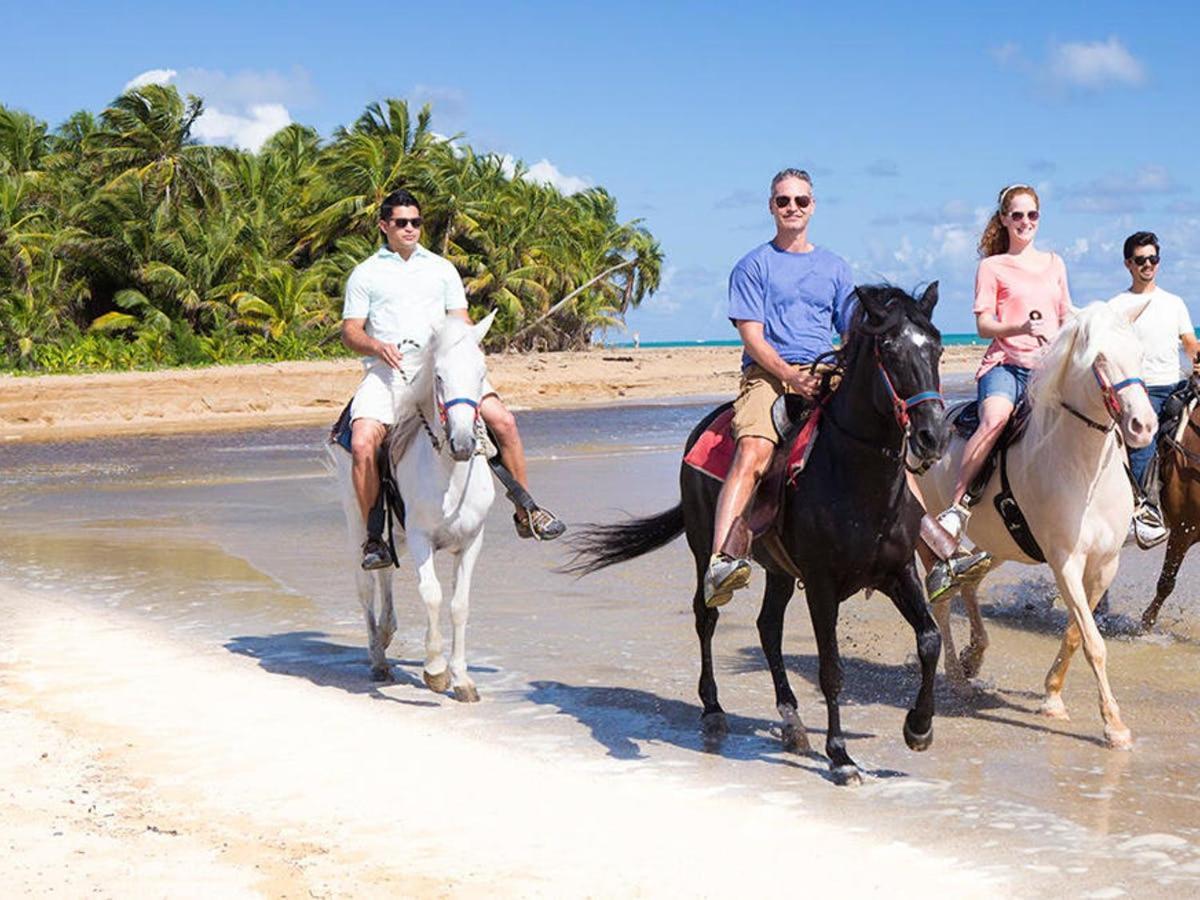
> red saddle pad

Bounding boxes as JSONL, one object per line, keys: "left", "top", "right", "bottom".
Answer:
{"left": 684, "top": 407, "right": 821, "bottom": 483}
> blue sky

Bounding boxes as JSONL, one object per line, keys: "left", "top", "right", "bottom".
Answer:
{"left": 5, "top": 1, "right": 1200, "bottom": 340}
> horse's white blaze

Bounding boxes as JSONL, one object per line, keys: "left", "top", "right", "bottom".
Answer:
{"left": 918, "top": 303, "right": 1143, "bottom": 747}
{"left": 330, "top": 318, "right": 495, "bottom": 692}
{"left": 907, "top": 330, "right": 930, "bottom": 349}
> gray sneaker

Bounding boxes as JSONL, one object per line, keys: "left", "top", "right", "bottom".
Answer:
{"left": 704, "top": 553, "right": 752, "bottom": 608}
{"left": 1132, "top": 503, "right": 1168, "bottom": 550}
{"left": 361, "top": 538, "right": 395, "bottom": 570}
{"left": 925, "top": 550, "right": 992, "bottom": 602}
{"left": 514, "top": 507, "right": 567, "bottom": 541}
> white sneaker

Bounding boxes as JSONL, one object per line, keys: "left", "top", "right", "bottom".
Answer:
{"left": 1132, "top": 504, "right": 1168, "bottom": 550}
{"left": 704, "top": 554, "right": 751, "bottom": 608}
{"left": 936, "top": 503, "right": 971, "bottom": 544}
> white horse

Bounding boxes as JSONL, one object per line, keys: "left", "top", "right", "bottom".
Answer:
{"left": 918, "top": 303, "right": 1156, "bottom": 749}
{"left": 330, "top": 314, "right": 497, "bottom": 700}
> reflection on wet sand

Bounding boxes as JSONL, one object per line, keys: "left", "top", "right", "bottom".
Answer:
{"left": 2, "top": 405, "right": 1200, "bottom": 893}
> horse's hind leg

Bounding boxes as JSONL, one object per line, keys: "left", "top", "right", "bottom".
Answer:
{"left": 883, "top": 564, "right": 941, "bottom": 752}
{"left": 804, "top": 580, "right": 860, "bottom": 785}
{"left": 756, "top": 572, "right": 808, "bottom": 752}
{"left": 447, "top": 532, "right": 484, "bottom": 703}
{"left": 1141, "top": 528, "right": 1192, "bottom": 631}
{"left": 409, "top": 532, "right": 450, "bottom": 695}
{"left": 958, "top": 580, "right": 990, "bottom": 680}
{"left": 929, "top": 597, "right": 966, "bottom": 687}
{"left": 352, "top": 569, "right": 393, "bottom": 682}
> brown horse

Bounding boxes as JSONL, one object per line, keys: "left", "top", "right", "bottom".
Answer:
{"left": 1140, "top": 386, "right": 1200, "bottom": 631}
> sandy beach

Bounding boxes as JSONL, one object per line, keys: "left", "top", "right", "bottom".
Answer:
{"left": 0, "top": 344, "right": 986, "bottom": 443}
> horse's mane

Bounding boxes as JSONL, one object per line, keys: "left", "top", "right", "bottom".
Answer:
{"left": 1026, "top": 303, "right": 1133, "bottom": 414}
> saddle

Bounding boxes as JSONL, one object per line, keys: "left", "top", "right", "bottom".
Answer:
{"left": 947, "top": 398, "right": 1043, "bottom": 561}
{"left": 683, "top": 395, "right": 821, "bottom": 578}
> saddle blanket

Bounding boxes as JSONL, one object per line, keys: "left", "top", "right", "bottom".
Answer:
{"left": 683, "top": 407, "right": 821, "bottom": 485}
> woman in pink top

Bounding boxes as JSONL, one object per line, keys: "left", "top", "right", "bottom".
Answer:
{"left": 938, "top": 184, "right": 1073, "bottom": 543}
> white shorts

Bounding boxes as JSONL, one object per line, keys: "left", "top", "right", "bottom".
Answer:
{"left": 350, "top": 361, "right": 497, "bottom": 426}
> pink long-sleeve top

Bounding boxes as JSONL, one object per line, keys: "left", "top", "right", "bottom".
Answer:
{"left": 973, "top": 252, "right": 1072, "bottom": 379}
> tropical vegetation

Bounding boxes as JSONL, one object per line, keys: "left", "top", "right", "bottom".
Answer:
{"left": 0, "top": 88, "right": 661, "bottom": 373}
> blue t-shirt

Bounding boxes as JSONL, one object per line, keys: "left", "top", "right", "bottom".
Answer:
{"left": 727, "top": 242, "right": 856, "bottom": 369}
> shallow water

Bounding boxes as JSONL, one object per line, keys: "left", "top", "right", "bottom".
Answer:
{"left": 3, "top": 383, "right": 1200, "bottom": 896}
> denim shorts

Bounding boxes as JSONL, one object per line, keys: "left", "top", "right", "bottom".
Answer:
{"left": 977, "top": 363, "right": 1031, "bottom": 405}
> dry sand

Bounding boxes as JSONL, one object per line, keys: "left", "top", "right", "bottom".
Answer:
{"left": 0, "top": 345, "right": 985, "bottom": 443}
{"left": 0, "top": 583, "right": 1001, "bottom": 897}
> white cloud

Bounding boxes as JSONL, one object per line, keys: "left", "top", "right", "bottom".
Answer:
{"left": 191, "top": 103, "right": 292, "bottom": 153}
{"left": 1049, "top": 37, "right": 1145, "bottom": 88}
{"left": 524, "top": 159, "right": 591, "bottom": 195}
{"left": 124, "top": 68, "right": 177, "bottom": 91}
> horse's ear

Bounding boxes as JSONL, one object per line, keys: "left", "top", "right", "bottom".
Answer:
{"left": 855, "top": 285, "right": 886, "bottom": 323}
{"left": 471, "top": 309, "right": 497, "bottom": 344}
{"left": 917, "top": 281, "right": 938, "bottom": 316}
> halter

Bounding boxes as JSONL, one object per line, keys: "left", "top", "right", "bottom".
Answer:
{"left": 395, "top": 339, "right": 485, "bottom": 455}
{"left": 1060, "top": 360, "right": 1148, "bottom": 433}
{"left": 874, "top": 342, "right": 944, "bottom": 431}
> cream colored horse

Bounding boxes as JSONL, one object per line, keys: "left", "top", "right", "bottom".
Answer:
{"left": 918, "top": 304, "right": 1156, "bottom": 749}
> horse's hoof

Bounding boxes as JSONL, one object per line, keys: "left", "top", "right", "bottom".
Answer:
{"left": 701, "top": 711, "right": 728, "bottom": 738}
{"left": 1138, "top": 614, "right": 1157, "bottom": 634}
{"left": 1038, "top": 696, "right": 1070, "bottom": 720}
{"left": 423, "top": 669, "right": 451, "bottom": 693}
{"left": 959, "top": 646, "right": 986, "bottom": 680}
{"left": 831, "top": 764, "right": 863, "bottom": 787}
{"left": 1105, "top": 727, "right": 1134, "bottom": 751}
{"left": 903, "top": 712, "right": 933, "bottom": 752}
{"left": 370, "top": 665, "right": 393, "bottom": 683}
{"left": 453, "top": 684, "right": 480, "bottom": 703}
{"left": 781, "top": 723, "right": 811, "bottom": 754}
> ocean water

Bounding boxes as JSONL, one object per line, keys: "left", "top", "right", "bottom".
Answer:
{"left": 2, "top": 399, "right": 1200, "bottom": 893}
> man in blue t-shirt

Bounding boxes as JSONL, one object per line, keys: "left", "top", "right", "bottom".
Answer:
{"left": 704, "top": 168, "right": 856, "bottom": 607}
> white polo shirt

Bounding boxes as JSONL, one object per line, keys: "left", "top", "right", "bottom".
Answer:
{"left": 1107, "top": 287, "right": 1195, "bottom": 385}
{"left": 342, "top": 243, "right": 468, "bottom": 363}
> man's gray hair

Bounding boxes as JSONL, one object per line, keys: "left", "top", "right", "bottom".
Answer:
{"left": 770, "top": 168, "right": 813, "bottom": 193}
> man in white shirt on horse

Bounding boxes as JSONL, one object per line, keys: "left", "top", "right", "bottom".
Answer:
{"left": 342, "top": 188, "right": 565, "bottom": 569}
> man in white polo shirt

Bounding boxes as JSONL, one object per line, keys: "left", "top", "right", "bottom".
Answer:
{"left": 1107, "top": 230, "right": 1200, "bottom": 548}
{"left": 342, "top": 188, "right": 565, "bottom": 569}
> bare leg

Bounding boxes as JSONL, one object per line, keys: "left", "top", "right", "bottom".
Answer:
{"left": 480, "top": 395, "right": 527, "bottom": 488}
{"left": 711, "top": 436, "right": 773, "bottom": 554}
{"left": 350, "top": 418, "right": 388, "bottom": 523}
{"left": 951, "top": 396, "right": 1014, "bottom": 503}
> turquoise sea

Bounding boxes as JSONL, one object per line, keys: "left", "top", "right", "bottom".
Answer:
{"left": 607, "top": 333, "right": 988, "bottom": 349}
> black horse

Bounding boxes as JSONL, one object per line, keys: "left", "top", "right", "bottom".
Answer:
{"left": 565, "top": 284, "right": 949, "bottom": 785}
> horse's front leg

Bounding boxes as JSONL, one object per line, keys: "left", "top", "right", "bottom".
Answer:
{"left": 883, "top": 563, "right": 941, "bottom": 752}
{"left": 447, "top": 529, "right": 484, "bottom": 703}
{"left": 408, "top": 531, "right": 450, "bottom": 694}
{"left": 1046, "top": 554, "right": 1131, "bottom": 749}
{"left": 756, "top": 571, "right": 808, "bottom": 753}
{"left": 804, "top": 579, "right": 859, "bottom": 785}
{"left": 689, "top": 553, "right": 726, "bottom": 741}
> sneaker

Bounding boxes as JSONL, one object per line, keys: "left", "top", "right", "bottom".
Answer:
{"left": 924, "top": 550, "right": 992, "bottom": 602}
{"left": 513, "top": 507, "right": 567, "bottom": 541}
{"left": 935, "top": 502, "right": 972, "bottom": 544}
{"left": 1132, "top": 503, "right": 1168, "bottom": 550}
{"left": 704, "top": 553, "right": 752, "bottom": 608}
{"left": 361, "top": 537, "right": 394, "bottom": 570}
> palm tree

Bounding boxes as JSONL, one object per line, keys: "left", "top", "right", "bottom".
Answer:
{"left": 0, "top": 105, "right": 50, "bottom": 175}
{"left": 230, "top": 261, "right": 335, "bottom": 339}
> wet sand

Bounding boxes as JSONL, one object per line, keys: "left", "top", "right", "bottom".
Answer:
{"left": 0, "top": 344, "right": 986, "bottom": 442}
{"left": 3, "top": 401, "right": 1199, "bottom": 896}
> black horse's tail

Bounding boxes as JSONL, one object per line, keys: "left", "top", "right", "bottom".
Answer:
{"left": 560, "top": 504, "right": 686, "bottom": 576}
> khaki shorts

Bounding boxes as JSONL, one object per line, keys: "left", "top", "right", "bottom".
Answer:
{"left": 731, "top": 363, "right": 837, "bottom": 444}
{"left": 351, "top": 361, "right": 496, "bottom": 426}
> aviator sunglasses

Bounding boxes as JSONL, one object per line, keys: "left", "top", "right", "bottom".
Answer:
{"left": 1130, "top": 254, "right": 1160, "bottom": 267}
{"left": 1006, "top": 210, "right": 1040, "bottom": 222}
{"left": 388, "top": 217, "right": 423, "bottom": 229}
{"left": 773, "top": 194, "right": 812, "bottom": 209}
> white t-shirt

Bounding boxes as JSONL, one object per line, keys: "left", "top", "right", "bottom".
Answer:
{"left": 342, "top": 244, "right": 468, "bottom": 363}
{"left": 1107, "top": 287, "right": 1195, "bottom": 385}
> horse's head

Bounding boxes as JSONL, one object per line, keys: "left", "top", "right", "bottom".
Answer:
{"left": 852, "top": 283, "right": 948, "bottom": 469}
{"left": 428, "top": 311, "right": 496, "bottom": 461}
{"left": 1028, "top": 303, "right": 1156, "bottom": 448}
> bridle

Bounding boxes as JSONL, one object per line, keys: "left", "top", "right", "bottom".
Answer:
{"left": 1060, "top": 359, "right": 1147, "bottom": 434}
{"left": 875, "top": 340, "right": 944, "bottom": 473}
{"left": 397, "top": 339, "right": 486, "bottom": 455}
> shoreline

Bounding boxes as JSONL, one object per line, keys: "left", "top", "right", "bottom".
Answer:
{"left": 0, "top": 345, "right": 985, "bottom": 443}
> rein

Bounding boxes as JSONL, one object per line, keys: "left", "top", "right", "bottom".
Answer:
{"left": 1059, "top": 360, "right": 1148, "bottom": 434}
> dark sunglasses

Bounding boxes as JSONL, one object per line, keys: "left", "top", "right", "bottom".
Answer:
{"left": 1130, "top": 254, "right": 1160, "bottom": 267}
{"left": 773, "top": 194, "right": 812, "bottom": 209}
{"left": 1007, "top": 210, "right": 1040, "bottom": 222}
{"left": 387, "top": 217, "right": 422, "bottom": 229}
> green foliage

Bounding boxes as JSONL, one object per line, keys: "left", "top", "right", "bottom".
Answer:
{"left": 0, "top": 87, "right": 662, "bottom": 373}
